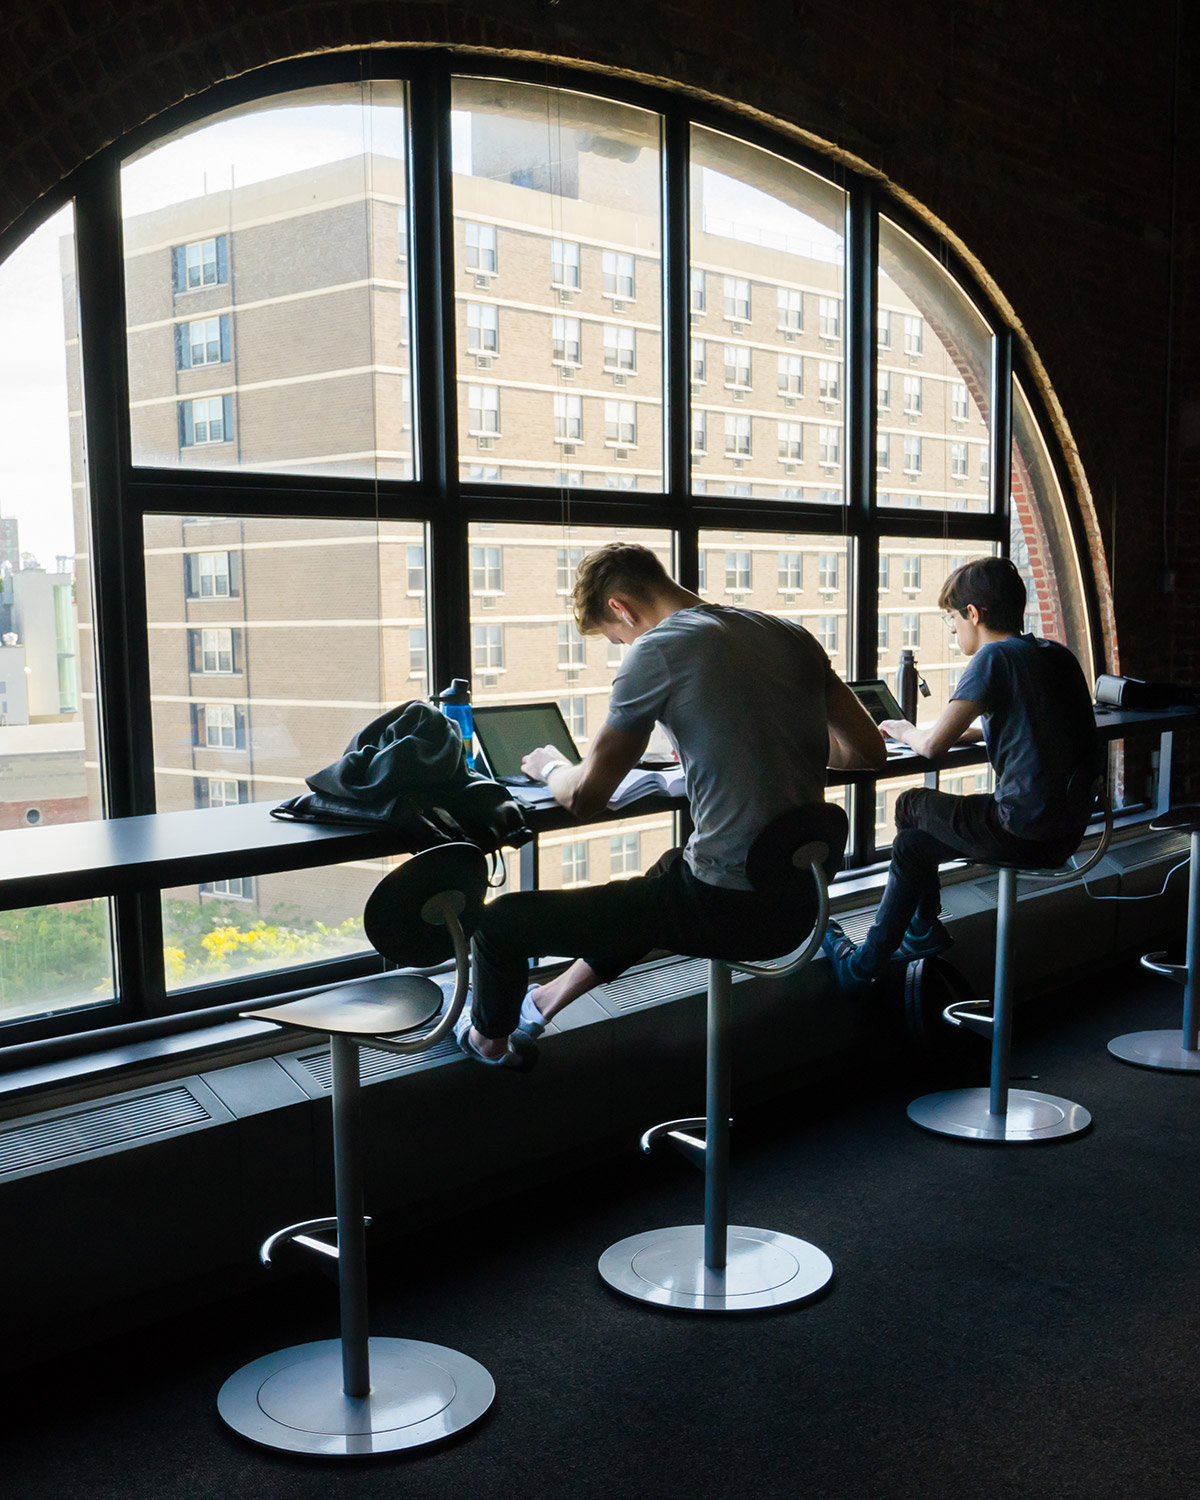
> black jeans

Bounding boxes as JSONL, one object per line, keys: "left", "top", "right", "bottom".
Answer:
{"left": 856, "top": 788, "right": 1081, "bottom": 975}
{"left": 471, "top": 847, "right": 816, "bottom": 1040}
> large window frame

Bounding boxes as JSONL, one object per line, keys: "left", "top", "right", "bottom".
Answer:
{"left": 0, "top": 50, "right": 1101, "bottom": 1053}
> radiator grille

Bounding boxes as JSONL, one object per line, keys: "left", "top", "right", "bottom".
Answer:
{"left": 298, "top": 1037, "right": 460, "bottom": 1092}
{"left": 0, "top": 1085, "right": 212, "bottom": 1176}
{"left": 597, "top": 957, "right": 749, "bottom": 1016}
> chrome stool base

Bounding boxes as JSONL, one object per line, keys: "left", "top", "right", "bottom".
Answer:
{"left": 1108, "top": 1030, "right": 1200, "bottom": 1072}
{"left": 907, "top": 1086, "right": 1091, "bottom": 1143}
{"left": 218, "top": 1337, "right": 495, "bottom": 1457}
{"left": 599, "top": 1224, "right": 832, "bottom": 1312}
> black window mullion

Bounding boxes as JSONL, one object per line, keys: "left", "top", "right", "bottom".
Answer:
{"left": 75, "top": 160, "right": 165, "bottom": 1016}
{"left": 409, "top": 64, "right": 469, "bottom": 692}
{"left": 846, "top": 180, "right": 878, "bottom": 684}
{"left": 992, "top": 327, "right": 1014, "bottom": 544}
{"left": 663, "top": 105, "right": 695, "bottom": 591}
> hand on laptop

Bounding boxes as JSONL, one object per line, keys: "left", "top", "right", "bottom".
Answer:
{"left": 522, "top": 745, "right": 568, "bottom": 783}
{"left": 878, "top": 718, "right": 913, "bottom": 745}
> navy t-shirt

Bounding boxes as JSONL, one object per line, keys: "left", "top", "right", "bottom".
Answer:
{"left": 951, "top": 634, "right": 1097, "bottom": 842}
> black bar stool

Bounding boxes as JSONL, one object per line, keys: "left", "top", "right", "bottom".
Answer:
{"left": 908, "top": 771, "right": 1112, "bottom": 1143}
{"left": 218, "top": 844, "right": 495, "bottom": 1458}
{"left": 1110, "top": 806, "right": 1200, "bottom": 1071}
{"left": 599, "top": 805, "right": 847, "bottom": 1313}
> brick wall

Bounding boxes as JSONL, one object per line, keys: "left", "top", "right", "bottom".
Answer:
{"left": 1, "top": 0, "right": 1197, "bottom": 782}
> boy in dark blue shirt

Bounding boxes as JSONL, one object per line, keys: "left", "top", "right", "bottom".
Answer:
{"left": 825, "top": 555, "right": 1098, "bottom": 991}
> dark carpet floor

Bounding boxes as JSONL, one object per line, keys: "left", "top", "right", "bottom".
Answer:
{"left": 5, "top": 960, "right": 1200, "bottom": 1500}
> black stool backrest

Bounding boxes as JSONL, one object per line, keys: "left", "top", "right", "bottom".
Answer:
{"left": 743, "top": 803, "right": 849, "bottom": 897}
{"left": 363, "top": 842, "right": 488, "bottom": 967}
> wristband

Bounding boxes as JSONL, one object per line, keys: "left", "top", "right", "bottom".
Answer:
{"left": 540, "top": 758, "right": 570, "bottom": 782}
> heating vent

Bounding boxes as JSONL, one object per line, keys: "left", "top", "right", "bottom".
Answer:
{"left": 835, "top": 911, "right": 875, "bottom": 945}
{"left": 0, "top": 1085, "right": 213, "bottom": 1176}
{"left": 597, "top": 957, "right": 749, "bottom": 1016}
{"left": 298, "top": 1037, "right": 460, "bottom": 1091}
{"left": 1106, "top": 830, "right": 1187, "bottom": 871}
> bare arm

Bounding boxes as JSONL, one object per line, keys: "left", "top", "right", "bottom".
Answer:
{"left": 522, "top": 720, "right": 648, "bottom": 820}
{"left": 826, "top": 675, "right": 888, "bottom": 770}
{"left": 879, "top": 698, "right": 983, "bottom": 760}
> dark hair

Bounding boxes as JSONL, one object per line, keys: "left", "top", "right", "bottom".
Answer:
{"left": 938, "top": 555, "right": 1027, "bottom": 633}
{"left": 572, "top": 543, "right": 673, "bottom": 633}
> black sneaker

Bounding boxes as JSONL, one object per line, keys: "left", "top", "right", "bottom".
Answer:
{"left": 821, "top": 920, "right": 880, "bottom": 998}
{"left": 896, "top": 918, "right": 953, "bottom": 961}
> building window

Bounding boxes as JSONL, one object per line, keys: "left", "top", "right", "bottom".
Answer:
{"left": 904, "top": 315, "right": 923, "bottom": 355}
{"left": 778, "top": 422, "right": 803, "bottom": 461}
{"left": 551, "top": 315, "right": 581, "bottom": 365}
{"left": 473, "top": 624, "right": 504, "bottom": 671}
{"left": 819, "top": 426, "right": 840, "bottom": 466}
{"left": 172, "top": 235, "right": 227, "bottom": 291}
{"left": 179, "top": 395, "right": 231, "bottom": 446}
{"left": 562, "top": 841, "right": 589, "bottom": 885}
{"left": 724, "top": 344, "right": 751, "bottom": 388}
{"left": 555, "top": 470, "right": 583, "bottom": 488}
{"left": 691, "top": 409, "right": 708, "bottom": 454}
{"left": 604, "top": 400, "right": 636, "bottom": 445}
{"left": 903, "top": 434, "right": 922, "bottom": 474}
{"left": 725, "top": 551, "right": 751, "bottom": 591}
{"left": 554, "top": 393, "right": 583, "bottom": 441}
{"left": 176, "top": 315, "right": 230, "bottom": 369}
{"left": 467, "top": 302, "right": 499, "bottom": 353}
{"left": 469, "top": 384, "right": 500, "bottom": 434}
{"left": 723, "top": 276, "right": 750, "bottom": 320}
{"left": 877, "top": 308, "right": 891, "bottom": 347}
{"left": 408, "top": 625, "right": 426, "bottom": 683}
{"left": 203, "top": 877, "right": 251, "bottom": 900}
{"left": 690, "top": 268, "right": 705, "bottom": 312}
{"left": 878, "top": 555, "right": 891, "bottom": 590}
{"left": 556, "top": 546, "right": 584, "bottom": 593}
{"left": 204, "top": 777, "right": 244, "bottom": 809}
{"left": 819, "top": 361, "right": 840, "bottom": 402}
{"left": 819, "top": 297, "right": 840, "bottom": 338}
{"left": 602, "top": 251, "right": 634, "bottom": 298}
{"left": 952, "top": 383, "right": 969, "bottom": 421}
{"left": 467, "top": 465, "right": 501, "bottom": 481}
{"left": 197, "top": 702, "right": 244, "bottom": 749}
{"left": 980, "top": 446, "right": 991, "bottom": 483}
{"left": 608, "top": 635, "right": 629, "bottom": 666}
{"left": 903, "top": 612, "right": 920, "bottom": 647}
{"left": 558, "top": 622, "right": 586, "bottom": 666}
{"left": 185, "top": 550, "right": 236, "bottom": 598}
{"left": 777, "top": 354, "right": 803, "bottom": 396}
{"left": 189, "top": 627, "right": 238, "bottom": 674}
{"left": 606, "top": 473, "right": 637, "bottom": 490}
{"left": 465, "top": 221, "right": 497, "bottom": 272}
{"left": 878, "top": 613, "right": 889, "bottom": 651}
{"left": 604, "top": 324, "right": 636, "bottom": 371}
{"left": 903, "top": 555, "right": 921, "bottom": 591}
{"left": 692, "top": 339, "right": 707, "bottom": 382}
{"left": 778, "top": 552, "right": 803, "bottom": 590}
{"left": 406, "top": 544, "right": 425, "bottom": 594}
{"left": 903, "top": 375, "right": 922, "bottom": 414}
{"left": 551, "top": 238, "right": 580, "bottom": 287}
{"left": 878, "top": 369, "right": 891, "bottom": 410}
{"left": 951, "top": 442, "right": 969, "bottom": 479}
{"left": 777, "top": 288, "right": 803, "bottom": 331}
{"left": 818, "top": 615, "right": 838, "bottom": 652}
{"left": 724, "top": 414, "right": 751, "bottom": 457}
{"left": 471, "top": 545, "right": 502, "bottom": 593}
{"left": 559, "top": 695, "right": 587, "bottom": 739}
{"left": 610, "top": 832, "right": 641, "bottom": 875}
{"left": 877, "top": 432, "right": 891, "bottom": 471}
{"left": 818, "top": 553, "right": 839, "bottom": 591}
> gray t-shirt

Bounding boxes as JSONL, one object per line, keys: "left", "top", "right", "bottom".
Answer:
{"left": 952, "top": 633, "right": 1097, "bottom": 841}
{"left": 606, "top": 604, "right": 835, "bottom": 889}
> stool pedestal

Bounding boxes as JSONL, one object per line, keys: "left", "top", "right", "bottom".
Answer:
{"left": 599, "top": 959, "right": 833, "bottom": 1312}
{"left": 1110, "top": 827, "right": 1200, "bottom": 1072}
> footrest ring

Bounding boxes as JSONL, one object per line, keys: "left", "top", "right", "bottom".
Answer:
{"left": 942, "top": 998, "right": 994, "bottom": 1039}
{"left": 1140, "top": 951, "right": 1188, "bottom": 984}
{"left": 259, "top": 1215, "right": 373, "bottom": 1267}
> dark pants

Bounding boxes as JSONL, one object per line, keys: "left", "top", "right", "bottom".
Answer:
{"left": 471, "top": 847, "right": 816, "bottom": 1040}
{"left": 857, "top": 788, "right": 1080, "bottom": 975}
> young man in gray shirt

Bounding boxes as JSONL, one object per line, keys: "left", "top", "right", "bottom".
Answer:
{"left": 458, "top": 542, "right": 885, "bottom": 1066}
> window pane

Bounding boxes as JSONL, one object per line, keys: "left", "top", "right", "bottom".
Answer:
{"left": 0, "top": 202, "right": 114, "bottom": 1026}
{"left": 145, "top": 514, "right": 428, "bottom": 991}
{"left": 698, "top": 529, "right": 851, "bottom": 676}
{"left": 878, "top": 218, "right": 992, "bottom": 514}
{"left": 452, "top": 79, "right": 663, "bottom": 490}
{"left": 122, "top": 82, "right": 414, "bottom": 480}
{"left": 1011, "top": 378, "right": 1095, "bottom": 679}
{"left": 690, "top": 127, "right": 846, "bottom": 503}
{"left": 539, "top": 812, "right": 674, "bottom": 892}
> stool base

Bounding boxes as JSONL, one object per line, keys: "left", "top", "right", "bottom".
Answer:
{"left": 907, "top": 1087, "right": 1091, "bottom": 1143}
{"left": 218, "top": 1337, "right": 494, "bottom": 1456}
{"left": 1108, "top": 1030, "right": 1200, "bottom": 1072}
{"left": 598, "top": 1224, "right": 832, "bottom": 1312}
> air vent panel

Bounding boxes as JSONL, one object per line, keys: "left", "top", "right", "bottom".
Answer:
{"left": 0, "top": 1085, "right": 213, "bottom": 1177}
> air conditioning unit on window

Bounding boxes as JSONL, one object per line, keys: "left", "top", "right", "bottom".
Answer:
{"left": 784, "top": 331, "right": 797, "bottom": 343}
{"left": 474, "top": 273, "right": 491, "bottom": 289}
{"left": 908, "top": 353, "right": 920, "bottom": 365}
{"left": 476, "top": 355, "right": 493, "bottom": 370}
{"left": 557, "top": 288, "right": 575, "bottom": 304}
{"left": 730, "top": 322, "right": 745, "bottom": 334}
{"left": 481, "top": 595, "right": 497, "bottom": 609}
{"left": 784, "top": 396, "right": 797, "bottom": 409}
{"left": 566, "top": 669, "right": 580, "bottom": 682}
{"left": 615, "top": 448, "right": 628, "bottom": 460}
{"left": 612, "top": 373, "right": 628, "bottom": 387}
{"left": 733, "top": 458, "right": 745, "bottom": 471}
{"left": 611, "top": 300, "right": 627, "bottom": 313}
{"left": 561, "top": 366, "right": 576, "bottom": 381}
{"left": 690, "top": 311, "right": 702, "bottom": 323}
{"left": 732, "top": 389, "right": 746, "bottom": 402}
{"left": 822, "top": 400, "right": 837, "bottom": 412}
{"left": 477, "top": 436, "right": 495, "bottom": 450}
{"left": 562, "top": 443, "right": 577, "bottom": 456}
{"left": 785, "top": 464, "right": 798, "bottom": 475}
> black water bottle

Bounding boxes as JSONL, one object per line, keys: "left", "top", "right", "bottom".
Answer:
{"left": 897, "top": 650, "right": 919, "bottom": 723}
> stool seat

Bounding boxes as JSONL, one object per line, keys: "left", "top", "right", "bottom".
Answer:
{"left": 244, "top": 973, "right": 443, "bottom": 1038}
{"left": 1150, "top": 806, "right": 1200, "bottom": 835}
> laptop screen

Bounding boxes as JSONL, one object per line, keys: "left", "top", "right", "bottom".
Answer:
{"left": 472, "top": 702, "right": 583, "bottom": 780}
{"left": 849, "top": 679, "right": 906, "bottom": 725}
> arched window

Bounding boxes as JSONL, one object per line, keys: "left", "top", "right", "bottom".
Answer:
{"left": 0, "top": 57, "right": 1099, "bottom": 1042}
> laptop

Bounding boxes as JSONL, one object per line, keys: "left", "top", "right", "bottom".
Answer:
{"left": 472, "top": 702, "right": 583, "bottom": 806}
{"left": 848, "top": 679, "right": 912, "bottom": 756}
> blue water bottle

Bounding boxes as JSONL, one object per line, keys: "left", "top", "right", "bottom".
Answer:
{"left": 438, "top": 678, "right": 475, "bottom": 770}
